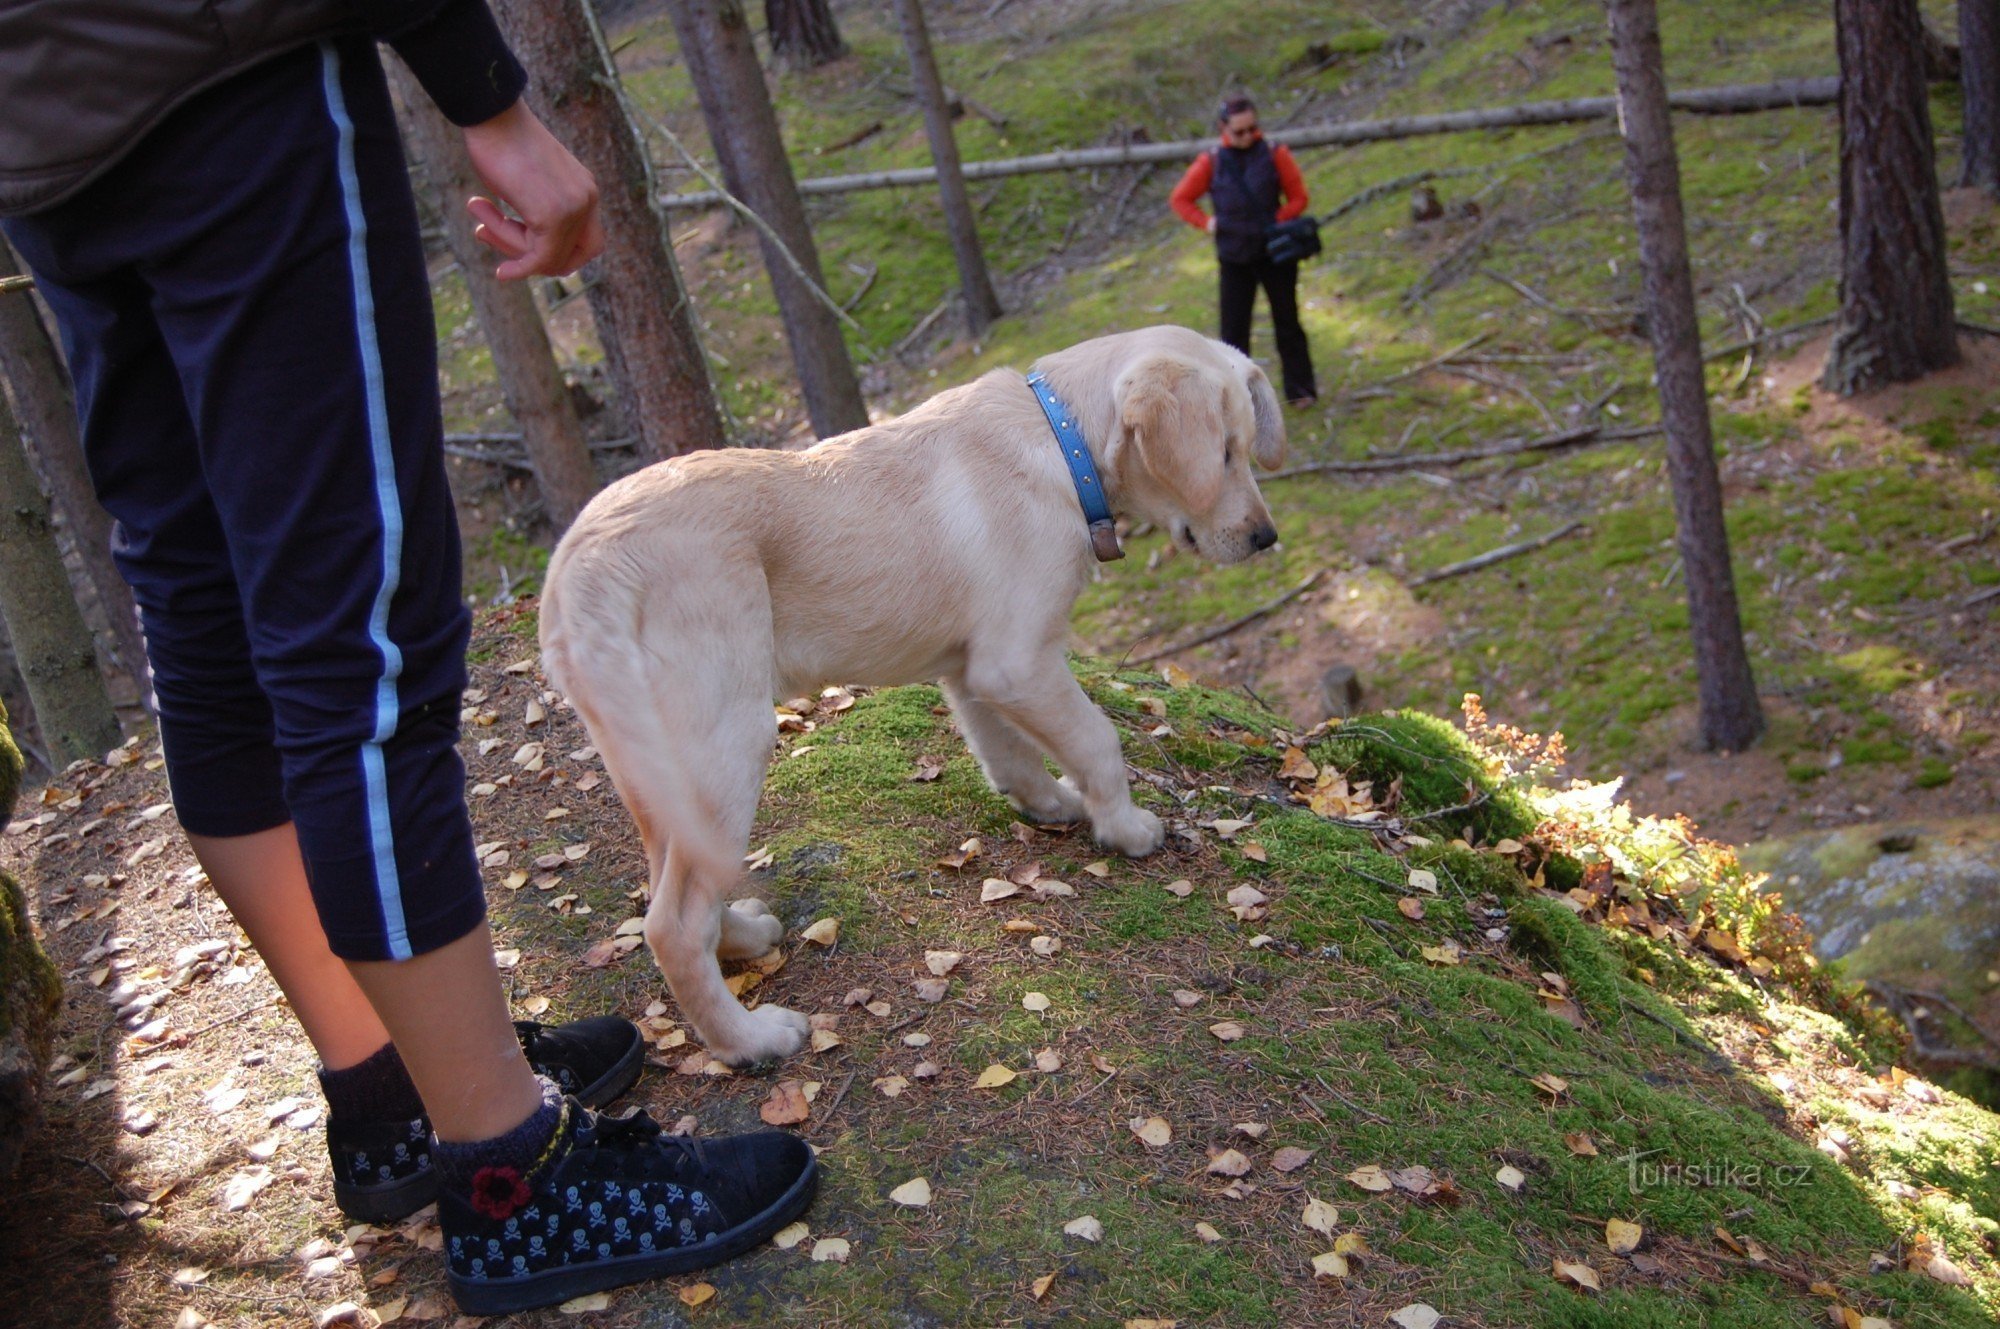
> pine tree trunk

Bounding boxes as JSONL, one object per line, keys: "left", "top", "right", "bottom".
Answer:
{"left": 0, "top": 243, "right": 148, "bottom": 695}
{"left": 388, "top": 61, "right": 601, "bottom": 530}
{"left": 0, "top": 387, "right": 120, "bottom": 765}
{"left": 1607, "top": 0, "right": 1763, "bottom": 753}
{"left": 1962, "top": 0, "right": 2000, "bottom": 194}
{"left": 1822, "top": 0, "right": 1960, "bottom": 395}
{"left": 765, "top": 0, "right": 847, "bottom": 71}
{"left": 669, "top": 0, "right": 870, "bottom": 438}
{"left": 492, "top": 0, "right": 728, "bottom": 461}
{"left": 892, "top": 0, "right": 1002, "bottom": 337}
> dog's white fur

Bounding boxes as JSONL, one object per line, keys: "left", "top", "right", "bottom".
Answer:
{"left": 539, "top": 326, "right": 1286, "bottom": 1065}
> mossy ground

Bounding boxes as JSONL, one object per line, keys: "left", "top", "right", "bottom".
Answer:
{"left": 7, "top": 607, "right": 1999, "bottom": 1326}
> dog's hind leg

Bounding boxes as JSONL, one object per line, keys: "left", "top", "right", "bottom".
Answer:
{"left": 578, "top": 669, "right": 806, "bottom": 1065}
{"left": 940, "top": 672, "right": 1087, "bottom": 824}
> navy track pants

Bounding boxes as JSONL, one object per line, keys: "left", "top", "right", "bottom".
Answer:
{"left": 5, "top": 36, "right": 484, "bottom": 961}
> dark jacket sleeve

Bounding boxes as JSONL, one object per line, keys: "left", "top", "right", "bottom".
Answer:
{"left": 354, "top": 0, "right": 526, "bottom": 126}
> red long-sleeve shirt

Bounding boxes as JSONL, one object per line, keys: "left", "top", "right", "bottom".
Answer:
{"left": 1170, "top": 134, "right": 1309, "bottom": 230}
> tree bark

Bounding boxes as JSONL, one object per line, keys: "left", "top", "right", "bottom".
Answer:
{"left": 765, "top": 0, "right": 846, "bottom": 71}
{"left": 1822, "top": 0, "right": 1960, "bottom": 395}
{"left": 491, "top": 0, "right": 728, "bottom": 461}
{"left": 0, "top": 243, "right": 147, "bottom": 695}
{"left": 1962, "top": 0, "right": 2000, "bottom": 194}
{"left": 892, "top": 0, "right": 1002, "bottom": 337}
{"left": 668, "top": 0, "right": 869, "bottom": 438}
{"left": 1607, "top": 0, "right": 1764, "bottom": 753}
{"left": 0, "top": 385, "right": 120, "bottom": 765}
{"left": 388, "top": 61, "right": 600, "bottom": 530}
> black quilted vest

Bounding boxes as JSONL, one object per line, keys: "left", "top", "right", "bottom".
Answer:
{"left": 1209, "top": 139, "right": 1280, "bottom": 265}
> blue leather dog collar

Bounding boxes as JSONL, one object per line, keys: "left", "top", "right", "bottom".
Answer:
{"left": 1025, "top": 370, "right": 1123, "bottom": 562}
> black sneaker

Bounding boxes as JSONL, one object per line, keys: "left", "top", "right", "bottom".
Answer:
{"left": 442, "top": 1101, "right": 818, "bottom": 1315}
{"left": 329, "top": 1015, "right": 645, "bottom": 1224}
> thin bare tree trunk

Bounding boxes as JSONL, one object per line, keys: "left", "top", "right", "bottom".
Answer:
{"left": 0, "top": 384, "right": 119, "bottom": 764}
{"left": 765, "top": 0, "right": 846, "bottom": 71}
{"left": 389, "top": 61, "right": 600, "bottom": 530}
{"left": 669, "top": 0, "right": 869, "bottom": 438}
{"left": 892, "top": 0, "right": 1002, "bottom": 337}
{"left": 492, "top": 0, "right": 728, "bottom": 461}
{"left": 1823, "top": 0, "right": 1960, "bottom": 395}
{"left": 1962, "top": 0, "right": 2000, "bottom": 194}
{"left": 1607, "top": 0, "right": 1763, "bottom": 753}
{"left": 0, "top": 243, "right": 147, "bottom": 695}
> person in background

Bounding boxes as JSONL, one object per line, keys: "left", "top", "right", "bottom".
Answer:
{"left": 1170, "top": 95, "right": 1318, "bottom": 406}
{"left": 0, "top": 0, "right": 814, "bottom": 1314}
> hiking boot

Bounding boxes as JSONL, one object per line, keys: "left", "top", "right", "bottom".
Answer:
{"left": 329, "top": 1015, "right": 645, "bottom": 1224}
{"left": 441, "top": 1101, "right": 818, "bottom": 1315}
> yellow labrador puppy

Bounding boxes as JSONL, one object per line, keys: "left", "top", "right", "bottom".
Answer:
{"left": 540, "top": 325, "right": 1285, "bottom": 1065}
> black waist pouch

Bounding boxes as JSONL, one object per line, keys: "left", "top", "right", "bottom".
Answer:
{"left": 1265, "top": 216, "right": 1322, "bottom": 265}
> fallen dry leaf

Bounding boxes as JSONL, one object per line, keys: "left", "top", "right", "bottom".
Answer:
{"left": 924, "top": 950, "right": 963, "bottom": 976}
{"left": 810, "top": 1237, "right": 850, "bottom": 1263}
{"left": 1209, "top": 1021, "right": 1246, "bottom": 1042}
{"left": 1606, "top": 1218, "right": 1643, "bottom": 1255}
{"left": 1063, "top": 1215, "right": 1103, "bottom": 1242}
{"left": 1030, "top": 1271, "right": 1057, "bottom": 1301}
{"left": 975, "top": 1064, "right": 1018, "bottom": 1089}
{"left": 1164, "top": 879, "right": 1194, "bottom": 898}
{"left": 1389, "top": 1306, "right": 1440, "bottom": 1329}
{"left": 221, "top": 1166, "right": 273, "bottom": 1212}
{"left": 1408, "top": 868, "right": 1439, "bottom": 894}
{"left": 800, "top": 918, "right": 839, "bottom": 946}
{"left": 678, "top": 1283, "right": 715, "bottom": 1308}
{"left": 1241, "top": 842, "right": 1267, "bottom": 863}
{"left": 912, "top": 978, "right": 948, "bottom": 1003}
{"left": 1398, "top": 897, "right": 1426, "bottom": 920}
{"left": 1271, "top": 1147, "right": 1314, "bottom": 1173}
{"left": 1495, "top": 1164, "right": 1527, "bottom": 1193}
{"left": 772, "top": 1222, "right": 810, "bottom": 1251}
{"left": 759, "top": 1081, "right": 812, "bottom": 1126}
{"left": 889, "top": 1177, "right": 933, "bottom": 1207}
{"left": 1553, "top": 1258, "right": 1602, "bottom": 1292}
{"left": 1530, "top": 1072, "right": 1570, "bottom": 1100}
{"left": 1311, "top": 1250, "right": 1349, "bottom": 1280}
{"left": 1128, "top": 1116, "right": 1172, "bottom": 1148}
{"left": 1034, "top": 1048, "right": 1063, "bottom": 1073}
{"left": 1194, "top": 1221, "right": 1222, "bottom": 1244}
{"left": 1302, "top": 1197, "right": 1340, "bottom": 1237}
{"left": 1021, "top": 992, "right": 1052, "bottom": 1013}
{"left": 980, "top": 878, "right": 1021, "bottom": 903}
{"left": 1207, "top": 1148, "right": 1252, "bottom": 1177}
{"left": 1564, "top": 1133, "right": 1599, "bottom": 1157}
{"left": 1346, "top": 1164, "right": 1393, "bottom": 1193}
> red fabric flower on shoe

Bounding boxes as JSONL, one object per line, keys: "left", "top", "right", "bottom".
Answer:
{"left": 469, "top": 1165, "right": 532, "bottom": 1220}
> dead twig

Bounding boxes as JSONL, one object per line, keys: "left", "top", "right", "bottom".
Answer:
{"left": 1700, "top": 313, "right": 1836, "bottom": 362}
{"left": 1126, "top": 570, "right": 1325, "bottom": 665}
{"left": 1337, "top": 332, "right": 1493, "bottom": 399}
{"left": 1267, "top": 422, "right": 1661, "bottom": 480}
{"left": 1408, "top": 520, "right": 1585, "bottom": 587}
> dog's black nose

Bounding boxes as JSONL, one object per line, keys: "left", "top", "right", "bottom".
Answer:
{"left": 1251, "top": 523, "right": 1279, "bottom": 551}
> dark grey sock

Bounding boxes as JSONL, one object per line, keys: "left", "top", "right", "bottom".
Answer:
{"left": 433, "top": 1080, "right": 565, "bottom": 1196}
{"left": 317, "top": 1041, "right": 424, "bottom": 1125}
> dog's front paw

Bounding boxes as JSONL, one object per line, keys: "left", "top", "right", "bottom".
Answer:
{"left": 718, "top": 898, "right": 785, "bottom": 959}
{"left": 1007, "top": 778, "right": 1088, "bottom": 826}
{"left": 709, "top": 1004, "right": 811, "bottom": 1068}
{"left": 1093, "top": 805, "right": 1165, "bottom": 857}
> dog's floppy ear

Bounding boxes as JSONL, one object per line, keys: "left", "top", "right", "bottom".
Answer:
{"left": 1245, "top": 362, "right": 1287, "bottom": 470}
{"left": 1114, "top": 355, "right": 1186, "bottom": 480}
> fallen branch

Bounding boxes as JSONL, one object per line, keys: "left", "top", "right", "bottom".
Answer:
{"left": 816, "top": 120, "right": 884, "bottom": 154}
{"left": 1481, "top": 269, "right": 1634, "bottom": 326}
{"left": 1266, "top": 422, "right": 1662, "bottom": 480}
{"left": 1701, "top": 313, "right": 1836, "bottom": 362}
{"left": 1338, "top": 332, "right": 1493, "bottom": 397}
{"left": 1866, "top": 980, "right": 2000, "bottom": 1071}
{"left": 1407, "top": 520, "right": 1585, "bottom": 587}
{"left": 444, "top": 433, "right": 637, "bottom": 470}
{"left": 659, "top": 77, "right": 1841, "bottom": 208}
{"left": 840, "top": 260, "right": 879, "bottom": 313}
{"left": 1126, "top": 570, "right": 1325, "bottom": 665}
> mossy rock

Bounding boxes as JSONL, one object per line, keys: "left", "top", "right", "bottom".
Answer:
{"left": 0, "top": 700, "right": 62, "bottom": 1178}
{"left": 1316, "top": 709, "right": 1538, "bottom": 844}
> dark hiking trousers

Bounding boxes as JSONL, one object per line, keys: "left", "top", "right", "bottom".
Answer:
{"left": 4, "top": 35, "right": 484, "bottom": 961}
{"left": 1218, "top": 256, "right": 1317, "bottom": 403}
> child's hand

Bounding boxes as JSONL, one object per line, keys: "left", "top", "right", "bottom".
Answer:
{"left": 461, "top": 100, "right": 603, "bottom": 280}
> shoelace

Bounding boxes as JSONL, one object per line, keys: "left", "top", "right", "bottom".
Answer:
{"left": 578, "top": 1108, "right": 711, "bottom": 1181}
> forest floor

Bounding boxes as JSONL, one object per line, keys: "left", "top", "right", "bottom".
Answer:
{"left": 7, "top": 630, "right": 2000, "bottom": 1328}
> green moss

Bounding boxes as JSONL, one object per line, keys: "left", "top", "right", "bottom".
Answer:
{"left": 1916, "top": 757, "right": 1957, "bottom": 789}
{"left": 1319, "top": 710, "right": 1537, "bottom": 843}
